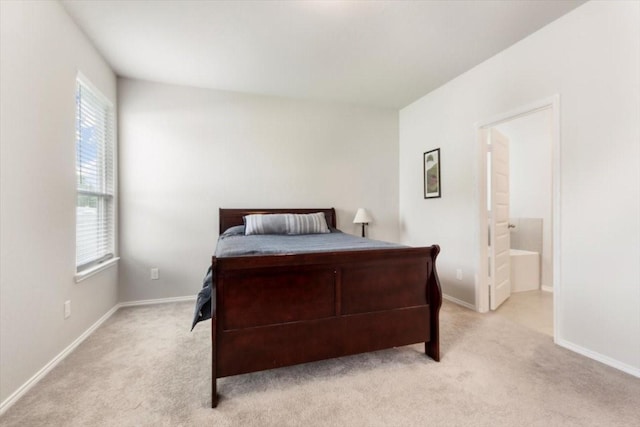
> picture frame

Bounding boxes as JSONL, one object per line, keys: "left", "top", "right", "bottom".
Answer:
{"left": 423, "top": 148, "right": 441, "bottom": 199}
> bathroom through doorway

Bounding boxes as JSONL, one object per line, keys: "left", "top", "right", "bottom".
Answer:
{"left": 476, "top": 96, "right": 560, "bottom": 340}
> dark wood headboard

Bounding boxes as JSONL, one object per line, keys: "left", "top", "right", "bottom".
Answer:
{"left": 219, "top": 208, "right": 337, "bottom": 234}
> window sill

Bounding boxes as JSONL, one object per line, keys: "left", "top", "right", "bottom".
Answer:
{"left": 75, "top": 257, "right": 120, "bottom": 283}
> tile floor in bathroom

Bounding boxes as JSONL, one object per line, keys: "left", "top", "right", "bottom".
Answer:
{"left": 495, "top": 290, "right": 554, "bottom": 337}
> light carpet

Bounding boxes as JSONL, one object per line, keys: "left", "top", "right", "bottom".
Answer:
{"left": 1, "top": 301, "right": 639, "bottom": 426}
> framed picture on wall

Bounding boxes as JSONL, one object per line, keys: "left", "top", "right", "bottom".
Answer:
{"left": 423, "top": 148, "right": 441, "bottom": 199}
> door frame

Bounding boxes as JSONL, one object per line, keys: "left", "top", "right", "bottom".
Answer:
{"left": 475, "top": 95, "right": 561, "bottom": 341}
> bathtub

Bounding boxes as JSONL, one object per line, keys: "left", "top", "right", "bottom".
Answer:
{"left": 510, "top": 249, "right": 540, "bottom": 292}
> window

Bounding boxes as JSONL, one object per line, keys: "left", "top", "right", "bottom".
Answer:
{"left": 75, "top": 76, "right": 115, "bottom": 272}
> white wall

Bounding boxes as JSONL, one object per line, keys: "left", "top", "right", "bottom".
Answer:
{"left": 399, "top": 1, "right": 639, "bottom": 373}
{"left": 497, "top": 109, "right": 553, "bottom": 289}
{"left": 0, "top": 1, "right": 118, "bottom": 406}
{"left": 118, "top": 78, "right": 399, "bottom": 302}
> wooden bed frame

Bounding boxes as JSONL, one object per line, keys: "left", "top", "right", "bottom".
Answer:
{"left": 211, "top": 208, "right": 441, "bottom": 407}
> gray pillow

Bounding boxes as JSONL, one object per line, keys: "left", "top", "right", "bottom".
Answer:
{"left": 244, "top": 214, "right": 288, "bottom": 235}
{"left": 244, "top": 212, "right": 330, "bottom": 235}
{"left": 285, "top": 212, "right": 330, "bottom": 235}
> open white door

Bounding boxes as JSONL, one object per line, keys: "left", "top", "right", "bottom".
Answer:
{"left": 489, "top": 128, "right": 511, "bottom": 310}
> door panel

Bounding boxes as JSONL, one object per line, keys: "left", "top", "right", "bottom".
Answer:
{"left": 490, "top": 128, "right": 511, "bottom": 310}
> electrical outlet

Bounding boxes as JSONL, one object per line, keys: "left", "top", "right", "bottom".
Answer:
{"left": 151, "top": 268, "right": 159, "bottom": 280}
{"left": 64, "top": 300, "right": 71, "bottom": 319}
{"left": 456, "top": 269, "right": 463, "bottom": 281}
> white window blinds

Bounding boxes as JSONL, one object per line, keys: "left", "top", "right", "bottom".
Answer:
{"left": 75, "top": 77, "right": 115, "bottom": 271}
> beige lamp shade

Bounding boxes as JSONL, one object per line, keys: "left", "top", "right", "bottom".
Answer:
{"left": 353, "top": 208, "right": 372, "bottom": 224}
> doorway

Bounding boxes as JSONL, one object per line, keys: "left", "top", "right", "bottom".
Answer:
{"left": 476, "top": 96, "right": 560, "bottom": 341}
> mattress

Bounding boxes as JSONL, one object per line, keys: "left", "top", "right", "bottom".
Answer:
{"left": 215, "top": 226, "right": 405, "bottom": 257}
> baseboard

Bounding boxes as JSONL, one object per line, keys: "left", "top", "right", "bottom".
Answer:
{"left": 556, "top": 338, "right": 640, "bottom": 379}
{"left": 443, "top": 293, "right": 477, "bottom": 311}
{"left": 0, "top": 303, "right": 119, "bottom": 416}
{"left": 118, "top": 295, "right": 196, "bottom": 308}
{"left": 541, "top": 285, "right": 554, "bottom": 293}
{"left": 0, "top": 294, "right": 197, "bottom": 416}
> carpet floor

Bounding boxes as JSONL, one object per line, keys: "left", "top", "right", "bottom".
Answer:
{"left": 1, "top": 301, "right": 639, "bottom": 426}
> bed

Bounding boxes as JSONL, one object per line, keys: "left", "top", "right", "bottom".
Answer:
{"left": 203, "top": 208, "right": 441, "bottom": 407}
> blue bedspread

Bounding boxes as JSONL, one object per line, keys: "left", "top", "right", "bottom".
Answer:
{"left": 191, "top": 228, "right": 405, "bottom": 329}
{"left": 216, "top": 227, "right": 404, "bottom": 257}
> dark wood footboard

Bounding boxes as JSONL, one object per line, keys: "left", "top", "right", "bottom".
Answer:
{"left": 210, "top": 246, "right": 441, "bottom": 407}
{"left": 210, "top": 208, "right": 441, "bottom": 408}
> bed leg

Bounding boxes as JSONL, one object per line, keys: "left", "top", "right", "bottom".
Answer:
{"left": 426, "top": 245, "right": 442, "bottom": 362}
{"left": 212, "top": 315, "right": 219, "bottom": 408}
{"left": 425, "top": 334, "right": 440, "bottom": 362}
{"left": 212, "top": 379, "right": 218, "bottom": 408}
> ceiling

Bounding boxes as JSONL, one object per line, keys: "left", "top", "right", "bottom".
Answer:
{"left": 61, "top": 0, "right": 585, "bottom": 109}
